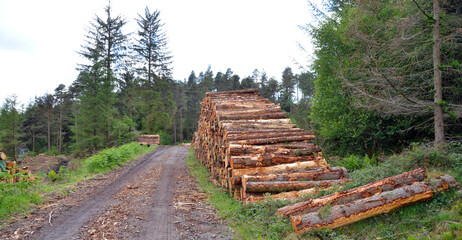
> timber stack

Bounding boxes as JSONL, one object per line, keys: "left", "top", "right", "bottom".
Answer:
{"left": 138, "top": 134, "right": 160, "bottom": 146}
{"left": 192, "top": 89, "right": 351, "bottom": 201}
{"left": 0, "top": 146, "right": 34, "bottom": 183}
{"left": 276, "top": 168, "right": 458, "bottom": 234}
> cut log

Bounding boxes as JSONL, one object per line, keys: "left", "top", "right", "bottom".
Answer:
{"left": 244, "top": 179, "right": 352, "bottom": 193}
{"left": 228, "top": 144, "right": 319, "bottom": 155}
{"left": 277, "top": 168, "right": 427, "bottom": 218}
{"left": 229, "top": 135, "right": 314, "bottom": 146}
{"left": 243, "top": 187, "right": 334, "bottom": 203}
{"left": 291, "top": 174, "right": 458, "bottom": 233}
{"left": 0, "top": 152, "right": 6, "bottom": 160}
{"left": 232, "top": 159, "right": 329, "bottom": 177}
{"left": 230, "top": 154, "right": 322, "bottom": 169}
{"left": 236, "top": 167, "right": 349, "bottom": 184}
{"left": 219, "top": 112, "right": 287, "bottom": 120}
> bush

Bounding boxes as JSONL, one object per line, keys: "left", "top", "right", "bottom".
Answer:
{"left": 84, "top": 142, "right": 154, "bottom": 173}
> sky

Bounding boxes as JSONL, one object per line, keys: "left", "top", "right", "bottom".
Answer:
{"left": 0, "top": 0, "right": 314, "bottom": 106}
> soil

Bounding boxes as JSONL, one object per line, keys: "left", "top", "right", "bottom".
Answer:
{"left": 0, "top": 146, "right": 232, "bottom": 240}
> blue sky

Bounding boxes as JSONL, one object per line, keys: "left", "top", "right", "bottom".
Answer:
{"left": 0, "top": 0, "right": 313, "bottom": 106}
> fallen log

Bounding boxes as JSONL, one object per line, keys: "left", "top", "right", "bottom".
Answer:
{"left": 291, "top": 174, "right": 458, "bottom": 233}
{"left": 277, "top": 168, "right": 427, "bottom": 218}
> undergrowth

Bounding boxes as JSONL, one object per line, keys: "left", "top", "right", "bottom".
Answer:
{"left": 187, "top": 142, "right": 462, "bottom": 240}
{"left": 0, "top": 142, "right": 155, "bottom": 221}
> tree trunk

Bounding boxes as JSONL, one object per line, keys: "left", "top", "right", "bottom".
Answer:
{"left": 47, "top": 109, "right": 51, "bottom": 152}
{"left": 277, "top": 168, "right": 426, "bottom": 218}
{"left": 291, "top": 175, "right": 457, "bottom": 234}
{"left": 433, "top": 0, "right": 445, "bottom": 145}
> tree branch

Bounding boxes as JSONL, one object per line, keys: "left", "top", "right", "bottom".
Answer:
{"left": 412, "top": 0, "right": 435, "bottom": 22}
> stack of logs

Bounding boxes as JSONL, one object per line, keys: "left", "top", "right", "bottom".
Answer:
{"left": 138, "top": 134, "right": 160, "bottom": 146}
{"left": 0, "top": 146, "right": 34, "bottom": 183}
{"left": 192, "top": 89, "right": 351, "bottom": 201}
{"left": 276, "top": 168, "right": 458, "bottom": 234}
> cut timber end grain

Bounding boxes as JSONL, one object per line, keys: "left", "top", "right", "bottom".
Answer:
{"left": 291, "top": 174, "right": 457, "bottom": 234}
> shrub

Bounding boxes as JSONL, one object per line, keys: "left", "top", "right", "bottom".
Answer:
{"left": 85, "top": 142, "right": 153, "bottom": 173}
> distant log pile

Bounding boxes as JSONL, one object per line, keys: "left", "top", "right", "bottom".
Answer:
{"left": 0, "top": 146, "right": 34, "bottom": 183}
{"left": 192, "top": 89, "right": 351, "bottom": 201}
{"left": 276, "top": 168, "right": 458, "bottom": 234}
{"left": 138, "top": 134, "right": 160, "bottom": 146}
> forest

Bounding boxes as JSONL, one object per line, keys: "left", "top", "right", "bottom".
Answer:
{"left": 0, "top": 0, "right": 461, "bottom": 161}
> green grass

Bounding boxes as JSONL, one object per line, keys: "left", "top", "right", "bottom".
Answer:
{"left": 187, "top": 142, "right": 462, "bottom": 240}
{"left": 0, "top": 142, "right": 156, "bottom": 221}
{"left": 186, "top": 150, "right": 293, "bottom": 239}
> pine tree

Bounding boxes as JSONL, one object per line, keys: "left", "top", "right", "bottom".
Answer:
{"left": 0, "top": 96, "right": 21, "bottom": 159}
{"left": 280, "top": 67, "right": 296, "bottom": 112}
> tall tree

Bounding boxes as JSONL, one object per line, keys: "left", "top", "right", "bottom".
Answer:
{"left": 37, "top": 94, "right": 55, "bottom": 152}
{"left": 134, "top": 7, "right": 172, "bottom": 83}
{"left": 339, "top": 0, "right": 462, "bottom": 145}
{"left": 79, "top": 3, "right": 128, "bottom": 82}
{"left": 280, "top": 67, "right": 296, "bottom": 113}
{"left": 0, "top": 96, "right": 21, "bottom": 159}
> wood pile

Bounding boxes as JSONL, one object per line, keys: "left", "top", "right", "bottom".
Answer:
{"left": 0, "top": 146, "right": 34, "bottom": 183}
{"left": 138, "top": 134, "right": 160, "bottom": 146}
{"left": 192, "top": 89, "right": 351, "bottom": 201}
{"left": 276, "top": 168, "right": 458, "bottom": 234}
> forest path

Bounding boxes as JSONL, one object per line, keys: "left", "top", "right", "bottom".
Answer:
{"left": 3, "top": 146, "right": 230, "bottom": 240}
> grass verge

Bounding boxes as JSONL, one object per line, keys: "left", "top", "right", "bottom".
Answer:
{"left": 0, "top": 142, "right": 156, "bottom": 221}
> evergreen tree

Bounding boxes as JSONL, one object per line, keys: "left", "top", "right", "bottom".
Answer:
{"left": 184, "top": 71, "right": 201, "bottom": 140}
{"left": 0, "top": 96, "right": 21, "bottom": 159}
{"left": 134, "top": 7, "right": 172, "bottom": 83}
{"left": 37, "top": 93, "right": 55, "bottom": 152}
{"left": 280, "top": 67, "right": 296, "bottom": 112}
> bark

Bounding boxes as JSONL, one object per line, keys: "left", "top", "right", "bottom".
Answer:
{"left": 235, "top": 167, "right": 348, "bottom": 185}
{"left": 230, "top": 154, "right": 321, "bottom": 169}
{"left": 231, "top": 159, "right": 328, "bottom": 177}
{"left": 277, "top": 168, "right": 427, "bottom": 218}
{"left": 243, "top": 179, "right": 352, "bottom": 193}
{"left": 243, "top": 188, "right": 327, "bottom": 203}
{"left": 228, "top": 144, "right": 319, "bottom": 156}
{"left": 229, "top": 135, "right": 315, "bottom": 145}
{"left": 433, "top": 0, "right": 445, "bottom": 145}
{"left": 219, "top": 112, "right": 287, "bottom": 120}
{"left": 226, "top": 130, "right": 312, "bottom": 141}
{"left": 291, "top": 175, "right": 457, "bottom": 233}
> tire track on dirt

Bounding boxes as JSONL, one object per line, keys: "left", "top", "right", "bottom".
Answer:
{"left": 141, "top": 146, "right": 188, "bottom": 239}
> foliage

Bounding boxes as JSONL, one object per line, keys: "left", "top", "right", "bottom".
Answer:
{"left": 0, "top": 177, "right": 42, "bottom": 220}
{"left": 84, "top": 142, "right": 154, "bottom": 173}
{"left": 48, "top": 169, "right": 58, "bottom": 182}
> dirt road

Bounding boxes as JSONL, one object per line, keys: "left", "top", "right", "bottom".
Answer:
{"left": 1, "top": 146, "right": 231, "bottom": 240}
